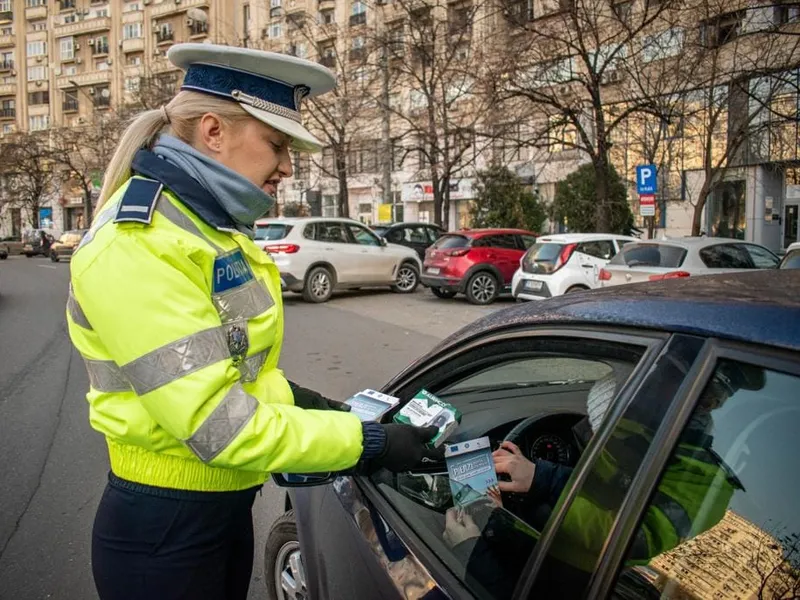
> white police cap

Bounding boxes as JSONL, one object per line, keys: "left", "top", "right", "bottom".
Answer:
{"left": 167, "top": 43, "right": 335, "bottom": 153}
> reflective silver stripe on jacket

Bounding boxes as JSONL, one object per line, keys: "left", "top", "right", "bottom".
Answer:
{"left": 85, "top": 359, "right": 133, "bottom": 393}
{"left": 67, "top": 289, "right": 92, "bottom": 330}
{"left": 185, "top": 383, "right": 259, "bottom": 462}
{"left": 653, "top": 491, "right": 693, "bottom": 539}
{"left": 213, "top": 279, "right": 274, "bottom": 323}
{"left": 238, "top": 348, "right": 270, "bottom": 383}
{"left": 156, "top": 196, "right": 225, "bottom": 254}
{"left": 121, "top": 325, "right": 236, "bottom": 396}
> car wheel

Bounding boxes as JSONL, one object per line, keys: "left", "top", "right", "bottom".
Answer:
{"left": 465, "top": 271, "right": 499, "bottom": 305}
{"left": 431, "top": 287, "right": 456, "bottom": 299}
{"left": 391, "top": 262, "right": 419, "bottom": 293}
{"left": 302, "top": 266, "right": 334, "bottom": 303}
{"left": 264, "top": 510, "right": 307, "bottom": 600}
{"left": 565, "top": 285, "right": 589, "bottom": 294}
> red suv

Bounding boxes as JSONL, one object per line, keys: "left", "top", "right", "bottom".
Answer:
{"left": 421, "top": 228, "right": 537, "bottom": 304}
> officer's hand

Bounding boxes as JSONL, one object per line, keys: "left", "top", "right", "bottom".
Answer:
{"left": 443, "top": 508, "right": 481, "bottom": 548}
{"left": 493, "top": 441, "right": 535, "bottom": 493}
{"left": 372, "top": 424, "right": 443, "bottom": 472}
{"left": 289, "top": 381, "right": 351, "bottom": 412}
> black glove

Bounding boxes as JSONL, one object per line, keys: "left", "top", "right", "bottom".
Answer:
{"left": 362, "top": 423, "right": 443, "bottom": 472}
{"left": 288, "top": 381, "right": 351, "bottom": 412}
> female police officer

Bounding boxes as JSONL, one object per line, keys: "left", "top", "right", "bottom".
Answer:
{"left": 65, "top": 43, "right": 439, "bottom": 600}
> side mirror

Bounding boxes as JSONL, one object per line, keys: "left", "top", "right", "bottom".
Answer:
{"left": 271, "top": 472, "right": 335, "bottom": 487}
{"left": 379, "top": 237, "right": 388, "bottom": 247}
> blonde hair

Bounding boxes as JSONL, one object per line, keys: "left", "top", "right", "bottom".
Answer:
{"left": 97, "top": 91, "right": 252, "bottom": 211}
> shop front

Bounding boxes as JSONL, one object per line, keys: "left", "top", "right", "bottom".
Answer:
{"left": 401, "top": 179, "right": 475, "bottom": 230}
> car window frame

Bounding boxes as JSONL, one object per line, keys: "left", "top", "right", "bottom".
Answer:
{"left": 578, "top": 240, "right": 616, "bottom": 260}
{"left": 345, "top": 222, "right": 382, "bottom": 246}
{"left": 584, "top": 338, "right": 800, "bottom": 599}
{"left": 426, "top": 226, "right": 443, "bottom": 243}
{"left": 780, "top": 248, "right": 800, "bottom": 269}
{"left": 699, "top": 243, "right": 754, "bottom": 269}
{"left": 351, "top": 325, "right": 669, "bottom": 600}
{"left": 740, "top": 242, "right": 780, "bottom": 268}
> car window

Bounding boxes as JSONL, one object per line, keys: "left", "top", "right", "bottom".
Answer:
{"left": 254, "top": 223, "right": 294, "bottom": 241}
{"left": 433, "top": 235, "right": 470, "bottom": 250}
{"left": 385, "top": 228, "right": 404, "bottom": 244}
{"left": 780, "top": 249, "right": 800, "bottom": 269}
{"left": 315, "top": 222, "right": 349, "bottom": 244}
{"left": 742, "top": 244, "right": 779, "bottom": 268}
{"left": 611, "top": 359, "right": 800, "bottom": 599}
{"left": 426, "top": 227, "right": 443, "bottom": 243}
{"left": 699, "top": 244, "right": 754, "bottom": 269}
{"left": 578, "top": 240, "right": 616, "bottom": 260}
{"left": 347, "top": 223, "right": 381, "bottom": 246}
{"left": 477, "top": 235, "right": 518, "bottom": 250}
{"left": 372, "top": 336, "right": 649, "bottom": 600}
{"left": 406, "top": 226, "right": 429, "bottom": 244}
{"left": 520, "top": 235, "right": 537, "bottom": 249}
{"left": 609, "top": 244, "right": 687, "bottom": 268}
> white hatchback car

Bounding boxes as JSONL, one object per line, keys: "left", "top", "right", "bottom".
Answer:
{"left": 511, "top": 233, "right": 638, "bottom": 301}
{"left": 254, "top": 217, "right": 422, "bottom": 303}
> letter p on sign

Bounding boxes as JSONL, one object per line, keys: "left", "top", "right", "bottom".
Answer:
{"left": 636, "top": 164, "right": 657, "bottom": 195}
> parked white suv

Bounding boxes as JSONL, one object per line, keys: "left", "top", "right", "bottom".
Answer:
{"left": 511, "top": 233, "right": 637, "bottom": 301}
{"left": 254, "top": 217, "right": 422, "bottom": 303}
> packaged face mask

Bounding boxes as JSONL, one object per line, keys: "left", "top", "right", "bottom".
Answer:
{"left": 344, "top": 389, "right": 400, "bottom": 422}
{"left": 445, "top": 437, "right": 499, "bottom": 508}
{"left": 393, "top": 389, "right": 461, "bottom": 447}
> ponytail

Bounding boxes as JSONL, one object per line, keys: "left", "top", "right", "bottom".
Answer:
{"left": 96, "top": 91, "right": 251, "bottom": 213}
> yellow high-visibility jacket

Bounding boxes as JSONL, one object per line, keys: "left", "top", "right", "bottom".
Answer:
{"left": 66, "top": 174, "right": 364, "bottom": 492}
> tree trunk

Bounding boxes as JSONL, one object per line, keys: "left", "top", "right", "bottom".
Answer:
{"left": 691, "top": 180, "right": 712, "bottom": 236}
{"left": 83, "top": 187, "right": 94, "bottom": 228}
{"left": 594, "top": 159, "right": 610, "bottom": 233}
{"left": 336, "top": 154, "right": 349, "bottom": 218}
{"left": 442, "top": 175, "right": 451, "bottom": 231}
{"left": 432, "top": 174, "right": 443, "bottom": 228}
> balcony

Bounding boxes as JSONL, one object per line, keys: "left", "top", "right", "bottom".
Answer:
{"left": 27, "top": 79, "right": 48, "bottom": 93}
{"left": 318, "top": 0, "right": 335, "bottom": 9}
{"left": 0, "top": 34, "right": 14, "bottom": 47}
{"left": 188, "top": 21, "right": 209, "bottom": 38}
{"left": 151, "top": 0, "right": 209, "bottom": 18}
{"left": 121, "top": 37, "right": 144, "bottom": 52}
{"left": 62, "top": 98, "right": 79, "bottom": 112}
{"left": 54, "top": 16, "right": 111, "bottom": 37}
{"left": 0, "top": 59, "right": 13, "bottom": 71}
{"left": 315, "top": 22, "right": 337, "bottom": 41}
{"left": 0, "top": 83, "right": 15, "bottom": 95}
{"left": 56, "top": 68, "right": 112, "bottom": 89}
{"left": 0, "top": 108, "right": 15, "bottom": 119}
{"left": 60, "top": 0, "right": 76, "bottom": 9}
{"left": 25, "top": 5, "right": 47, "bottom": 20}
{"left": 319, "top": 54, "right": 336, "bottom": 67}
{"left": 0, "top": 11, "right": 11, "bottom": 23}
{"left": 349, "top": 11, "right": 366, "bottom": 26}
{"left": 156, "top": 30, "right": 175, "bottom": 44}
{"left": 91, "top": 41, "right": 110, "bottom": 55}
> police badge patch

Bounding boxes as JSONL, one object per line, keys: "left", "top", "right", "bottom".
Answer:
{"left": 226, "top": 324, "right": 249, "bottom": 366}
{"left": 293, "top": 85, "right": 310, "bottom": 111}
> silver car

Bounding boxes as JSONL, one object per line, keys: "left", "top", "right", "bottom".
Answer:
{"left": 599, "top": 237, "right": 780, "bottom": 287}
{"left": 253, "top": 217, "right": 422, "bottom": 303}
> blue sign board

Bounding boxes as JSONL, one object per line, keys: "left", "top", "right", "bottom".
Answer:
{"left": 636, "top": 164, "right": 657, "bottom": 195}
{"left": 39, "top": 207, "right": 53, "bottom": 229}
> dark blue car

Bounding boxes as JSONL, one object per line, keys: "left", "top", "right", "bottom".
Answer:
{"left": 266, "top": 270, "right": 800, "bottom": 600}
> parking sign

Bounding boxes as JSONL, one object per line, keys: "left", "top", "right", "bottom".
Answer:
{"left": 636, "top": 165, "right": 657, "bottom": 195}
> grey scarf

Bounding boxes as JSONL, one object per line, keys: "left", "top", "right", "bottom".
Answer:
{"left": 152, "top": 134, "right": 275, "bottom": 237}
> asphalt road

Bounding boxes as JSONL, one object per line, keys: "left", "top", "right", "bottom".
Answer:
{"left": 0, "top": 255, "right": 507, "bottom": 600}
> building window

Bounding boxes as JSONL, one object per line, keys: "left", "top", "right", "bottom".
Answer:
{"left": 127, "top": 54, "right": 142, "bottom": 66}
{"left": 288, "top": 42, "right": 307, "bottom": 58}
{"left": 271, "top": 0, "right": 281, "bottom": 7}
{"left": 29, "top": 20, "right": 47, "bottom": 31}
{"left": 25, "top": 0, "right": 46, "bottom": 7}
{"left": 322, "top": 194, "right": 338, "bottom": 217}
{"left": 269, "top": 23, "right": 281, "bottom": 37}
{"left": 2, "top": 123, "right": 14, "bottom": 134}
{"left": 92, "top": 8, "right": 109, "bottom": 17}
{"left": 701, "top": 10, "right": 745, "bottom": 48}
{"left": 322, "top": 146, "right": 335, "bottom": 174}
{"left": 319, "top": 9, "right": 334, "bottom": 24}
{"left": 1, "top": 98, "right": 15, "bottom": 118}
{"left": 60, "top": 37, "right": 74, "bottom": 60}
{"left": 28, "top": 114, "right": 50, "bottom": 132}
{"left": 63, "top": 64, "right": 77, "bottom": 75}
{"left": 27, "top": 41, "right": 47, "bottom": 56}
{"left": 92, "top": 35, "right": 109, "bottom": 54}
{"left": 62, "top": 13, "right": 77, "bottom": 24}
{"left": 350, "top": 0, "right": 366, "bottom": 25}
{"left": 0, "top": 0, "right": 11, "bottom": 11}
{"left": 124, "top": 2, "right": 141, "bottom": 12}
{"left": 123, "top": 22, "right": 142, "bottom": 39}
{"left": 62, "top": 89, "right": 78, "bottom": 112}
{"left": 243, "top": 4, "right": 250, "bottom": 30}
{"left": 27, "top": 90, "right": 49, "bottom": 105}
{"left": 642, "top": 27, "right": 684, "bottom": 63}
{"left": 96, "top": 59, "right": 110, "bottom": 70}
{"left": 0, "top": 25, "right": 10, "bottom": 34}
{"left": 124, "top": 76, "right": 140, "bottom": 92}
{"left": 293, "top": 151, "right": 310, "bottom": 179}
{"left": 93, "top": 85, "right": 110, "bottom": 107}
{"left": 156, "top": 23, "right": 174, "bottom": 43}
{"left": 27, "top": 66, "right": 46, "bottom": 81}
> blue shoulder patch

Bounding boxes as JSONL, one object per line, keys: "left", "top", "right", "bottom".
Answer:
{"left": 213, "top": 250, "right": 254, "bottom": 293}
{"left": 114, "top": 178, "right": 163, "bottom": 225}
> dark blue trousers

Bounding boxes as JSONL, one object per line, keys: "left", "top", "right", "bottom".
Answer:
{"left": 92, "top": 473, "right": 261, "bottom": 600}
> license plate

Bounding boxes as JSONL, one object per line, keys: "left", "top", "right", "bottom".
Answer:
{"left": 427, "top": 267, "right": 440, "bottom": 275}
{"left": 524, "top": 280, "right": 543, "bottom": 291}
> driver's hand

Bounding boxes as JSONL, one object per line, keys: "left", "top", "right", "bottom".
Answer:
{"left": 443, "top": 508, "right": 480, "bottom": 548}
{"left": 493, "top": 441, "right": 536, "bottom": 493}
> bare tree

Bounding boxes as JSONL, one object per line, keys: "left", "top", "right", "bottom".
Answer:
{"left": 371, "top": 0, "right": 504, "bottom": 229}
{"left": 48, "top": 111, "right": 125, "bottom": 225}
{"left": 0, "top": 132, "right": 54, "bottom": 229}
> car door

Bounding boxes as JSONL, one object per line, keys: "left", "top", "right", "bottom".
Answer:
{"left": 574, "top": 240, "right": 616, "bottom": 288}
{"left": 314, "top": 220, "right": 360, "bottom": 284}
{"left": 404, "top": 225, "right": 432, "bottom": 260}
{"left": 584, "top": 345, "right": 800, "bottom": 600}
{"left": 300, "top": 325, "right": 673, "bottom": 600}
{"left": 483, "top": 234, "right": 522, "bottom": 285}
{"left": 345, "top": 222, "right": 396, "bottom": 283}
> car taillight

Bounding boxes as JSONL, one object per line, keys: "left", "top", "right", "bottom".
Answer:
{"left": 598, "top": 268, "right": 612, "bottom": 281}
{"left": 264, "top": 244, "right": 300, "bottom": 254}
{"left": 649, "top": 271, "right": 690, "bottom": 281}
{"left": 447, "top": 248, "right": 469, "bottom": 257}
{"left": 553, "top": 243, "right": 577, "bottom": 272}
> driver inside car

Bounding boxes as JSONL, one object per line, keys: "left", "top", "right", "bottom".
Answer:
{"left": 442, "top": 362, "right": 765, "bottom": 598}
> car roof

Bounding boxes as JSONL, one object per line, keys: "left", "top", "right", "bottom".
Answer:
{"left": 625, "top": 236, "right": 764, "bottom": 249}
{"left": 787, "top": 242, "right": 800, "bottom": 252}
{"left": 385, "top": 222, "right": 442, "bottom": 228}
{"left": 254, "top": 217, "right": 362, "bottom": 225}
{"left": 537, "top": 233, "right": 637, "bottom": 243}
{"left": 443, "top": 228, "right": 535, "bottom": 237}
{"left": 431, "top": 270, "right": 800, "bottom": 354}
